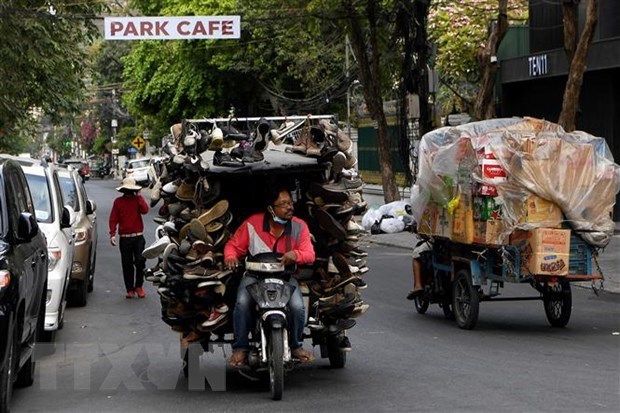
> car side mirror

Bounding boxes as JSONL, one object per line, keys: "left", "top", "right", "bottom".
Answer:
{"left": 61, "top": 205, "right": 76, "bottom": 228}
{"left": 17, "top": 212, "right": 38, "bottom": 242}
{"left": 86, "top": 200, "right": 97, "bottom": 215}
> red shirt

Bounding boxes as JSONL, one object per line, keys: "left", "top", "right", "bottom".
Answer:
{"left": 109, "top": 194, "right": 149, "bottom": 237}
{"left": 224, "top": 213, "right": 315, "bottom": 265}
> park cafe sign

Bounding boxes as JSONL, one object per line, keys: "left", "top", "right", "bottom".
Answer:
{"left": 104, "top": 16, "right": 240, "bottom": 40}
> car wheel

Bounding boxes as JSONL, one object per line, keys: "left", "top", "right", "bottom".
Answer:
{"left": 68, "top": 278, "right": 88, "bottom": 307}
{"left": 88, "top": 250, "right": 96, "bottom": 293}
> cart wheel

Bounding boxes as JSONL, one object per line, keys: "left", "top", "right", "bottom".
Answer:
{"left": 452, "top": 269, "right": 480, "bottom": 330}
{"left": 543, "top": 281, "right": 572, "bottom": 328}
{"left": 414, "top": 294, "right": 430, "bottom": 314}
{"left": 441, "top": 277, "right": 455, "bottom": 320}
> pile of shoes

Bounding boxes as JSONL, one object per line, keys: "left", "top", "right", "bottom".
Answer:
{"left": 143, "top": 115, "right": 371, "bottom": 347}
{"left": 143, "top": 197, "right": 236, "bottom": 338}
{"left": 303, "top": 176, "right": 371, "bottom": 336}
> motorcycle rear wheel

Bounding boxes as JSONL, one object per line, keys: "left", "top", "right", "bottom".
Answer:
{"left": 326, "top": 334, "right": 346, "bottom": 368}
{"left": 269, "top": 329, "right": 284, "bottom": 400}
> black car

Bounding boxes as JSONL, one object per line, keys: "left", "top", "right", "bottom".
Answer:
{"left": 0, "top": 159, "right": 48, "bottom": 412}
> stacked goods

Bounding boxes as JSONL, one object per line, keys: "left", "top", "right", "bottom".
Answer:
{"left": 142, "top": 116, "right": 370, "bottom": 345}
{"left": 411, "top": 117, "right": 620, "bottom": 274}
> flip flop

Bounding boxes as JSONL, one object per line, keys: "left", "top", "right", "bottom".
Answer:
{"left": 406, "top": 289, "right": 424, "bottom": 300}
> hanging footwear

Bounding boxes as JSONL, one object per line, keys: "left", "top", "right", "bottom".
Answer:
{"left": 254, "top": 117, "right": 271, "bottom": 152}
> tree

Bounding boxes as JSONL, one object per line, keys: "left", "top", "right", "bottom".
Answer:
{"left": 557, "top": 0, "right": 599, "bottom": 131}
{"left": 343, "top": 0, "right": 400, "bottom": 201}
{"left": 0, "top": 1, "right": 105, "bottom": 152}
{"left": 473, "top": 0, "right": 509, "bottom": 120}
{"left": 428, "top": 1, "right": 527, "bottom": 115}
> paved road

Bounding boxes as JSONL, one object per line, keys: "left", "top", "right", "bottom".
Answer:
{"left": 11, "top": 179, "right": 620, "bottom": 412}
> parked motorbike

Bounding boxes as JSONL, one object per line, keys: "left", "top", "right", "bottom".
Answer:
{"left": 413, "top": 240, "right": 455, "bottom": 320}
{"left": 95, "top": 163, "right": 113, "bottom": 179}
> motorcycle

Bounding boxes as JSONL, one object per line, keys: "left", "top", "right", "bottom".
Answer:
{"left": 243, "top": 253, "right": 295, "bottom": 400}
{"left": 95, "top": 163, "right": 113, "bottom": 179}
{"left": 178, "top": 251, "right": 352, "bottom": 400}
{"left": 413, "top": 240, "right": 455, "bottom": 320}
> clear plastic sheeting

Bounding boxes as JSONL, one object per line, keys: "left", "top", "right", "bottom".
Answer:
{"left": 411, "top": 117, "right": 619, "bottom": 248}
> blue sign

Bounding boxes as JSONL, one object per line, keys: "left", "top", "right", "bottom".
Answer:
{"left": 127, "top": 147, "right": 138, "bottom": 153}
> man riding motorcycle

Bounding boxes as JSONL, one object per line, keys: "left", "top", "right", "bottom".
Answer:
{"left": 224, "top": 187, "right": 315, "bottom": 367}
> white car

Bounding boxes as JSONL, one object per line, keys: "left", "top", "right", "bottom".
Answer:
{"left": 124, "top": 158, "right": 151, "bottom": 186}
{"left": 2, "top": 156, "right": 75, "bottom": 341}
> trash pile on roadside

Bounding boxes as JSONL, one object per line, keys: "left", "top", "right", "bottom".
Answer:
{"left": 410, "top": 117, "right": 620, "bottom": 276}
{"left": 140, "top": 116, "right": 371, "bottom": 344}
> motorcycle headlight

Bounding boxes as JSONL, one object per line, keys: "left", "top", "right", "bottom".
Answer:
{"left": 48, "top": 247, "right": 61, "bottom": 271}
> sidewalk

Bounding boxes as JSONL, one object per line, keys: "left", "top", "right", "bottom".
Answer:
{"left": 362, "top": 185, "right": 620, "bottom": 295}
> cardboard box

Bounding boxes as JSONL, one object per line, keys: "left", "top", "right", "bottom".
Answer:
{"left": 473, "top": 219, "right": 507, "bottom": 245}
{"left": 436, "top": 207, "right": 453, "bottom": 238}
{"left": 417, "top": 203, "right": 438, "bottom": 236}
{"left": 510, "top": 228, "right": 571, "bottom": 275}
{"left": 519, "top": 194, "right": 563, "bottom": 227}
{"left": 452, "top": 194, "right": 474, "bottom": 244}
{"left": 481, "top": 158, "right": 507, "bottom": 184}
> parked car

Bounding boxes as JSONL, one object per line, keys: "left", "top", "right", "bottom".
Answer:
{"left": 62, "top": 159, "right": 90, "bottom": 182}
{"left": 0, "top": 158, "right": 48, "bottom": 412}
{"left": 123, "top": 158, "right": 151, "bottom": 186}
{"left": 0, "top": 156, "right": 75, "bottom": 342}
{"left": 57, "top": 166, "right": 97, "bottom": 307}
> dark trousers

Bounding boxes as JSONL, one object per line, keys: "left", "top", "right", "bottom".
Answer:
{"left": 119, "top": 235, "right": 146, "bottom": 291}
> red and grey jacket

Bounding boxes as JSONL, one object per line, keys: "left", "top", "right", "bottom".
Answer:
{"left": 224, "top": 213, "right": 315, "bottom": 264}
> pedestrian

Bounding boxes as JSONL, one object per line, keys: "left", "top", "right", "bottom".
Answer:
{"left": 224, "top": 187, "right": 316, "bottom": 367}
{"left": 109, "top": 177, "right": 149, "bottom": 299}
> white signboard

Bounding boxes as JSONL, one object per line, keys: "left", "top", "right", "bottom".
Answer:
{"left": 104, "top": 16, "right": 240, "bottom": 40}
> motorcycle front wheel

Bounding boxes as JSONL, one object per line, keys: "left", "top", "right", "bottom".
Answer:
{"left": 269, "top": 329, "right": 284, "bottom": 400}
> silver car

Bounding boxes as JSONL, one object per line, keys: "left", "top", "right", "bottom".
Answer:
{"left": 57, "top": 167, "right": 97, "bottom": 307}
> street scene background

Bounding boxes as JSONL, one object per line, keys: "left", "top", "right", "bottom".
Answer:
{"left": 10, "top": 179, "right": 620, "bottom": 412}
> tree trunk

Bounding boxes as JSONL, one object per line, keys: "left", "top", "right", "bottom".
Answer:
{"left": 473, "top": 0, "right": 509, "bottom": 120}
{"left": 562, "top": 1, "right": 579, "bottom": 62}
{"left": 414, "top": 0, "right": 432, "bottom": 137}
{"left": 558, "top": 0, "right": 599, "bottom": 132}
{"left": 346, "top": 0, "right": 400, "bottom": 202}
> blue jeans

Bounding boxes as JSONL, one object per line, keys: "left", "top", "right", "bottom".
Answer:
{"left": 232, "top": 275, "right": 305, "bottom": 350}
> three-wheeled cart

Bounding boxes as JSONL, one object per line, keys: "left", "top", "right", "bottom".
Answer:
{"left": 414, "top": 231, "right": 604, "bottom": 330}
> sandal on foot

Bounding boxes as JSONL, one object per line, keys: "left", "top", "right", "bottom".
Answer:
{"left": 228, "top": 350, "right": 248, "bottom": 368}
{"left": 291, "top": 347, "right": 314, "bottom": 363}
{"left": 406, "top": 288, "right": 423, "bottom": 300}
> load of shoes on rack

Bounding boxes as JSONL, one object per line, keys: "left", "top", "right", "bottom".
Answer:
{"left": 141, "top": 115, "right": 371, "bottom": 344}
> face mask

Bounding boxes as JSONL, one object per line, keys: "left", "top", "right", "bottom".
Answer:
{"left": 269, "top": 208, "right": 289, "bottom": 225}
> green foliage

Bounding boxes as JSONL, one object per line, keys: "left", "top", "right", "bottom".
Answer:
{"left": 0, "top": 1, "right": 107, "bottom": 152}
{"left": 92, "top": 134, "right": 110, "bottom": 155}
{"left": 46, "top": 125, "right": 74, "bottom": 160}
{"left": 428, "top": 0, "right": 528, "bottom": 109}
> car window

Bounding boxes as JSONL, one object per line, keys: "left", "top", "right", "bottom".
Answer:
{"left": 129, "top": 160, "right": 149, "bottom": 169}
{"left": 59, "top": 174, "right": 81, "bottom": 212}
{"left": 24, "top": 173, "right": 53, "bottom": 223}
{"left": 5, "top": 168, "right": 35, "bottom": 235}
{"left": 76, "top": 176, "right": 88, "bottom": 209}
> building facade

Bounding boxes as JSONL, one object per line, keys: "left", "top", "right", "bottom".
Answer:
{"left": 498, "top": 0, "right": 620, "bottom": 218}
